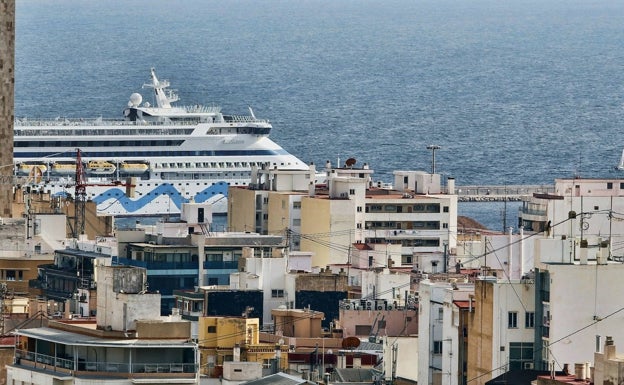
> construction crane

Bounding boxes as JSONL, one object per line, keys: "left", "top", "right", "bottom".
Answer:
{"left": 70, "top": 149, "right": 135, "bottom": 238}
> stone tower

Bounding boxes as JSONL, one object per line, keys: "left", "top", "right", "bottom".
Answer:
{"left": 0, "top": 0, "right": 15, "bottom": 217}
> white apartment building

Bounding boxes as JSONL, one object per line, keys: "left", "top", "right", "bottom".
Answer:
{"left": 519, "top": 178, "right": 624, "bottom": 252}
{"left": 418, "top": 279, "right": 474, "bottom": 385}
{"left": 230, "top": 162, "right": 458, "bottom": 270}
{"left": 533, "top": 234, "right": 624, "bottom": 371}
{"left": 466, "top": 276, "right": 536, "bottom": 385}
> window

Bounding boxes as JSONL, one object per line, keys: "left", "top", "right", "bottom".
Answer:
{"left": 293, "top": 201, "right": 301, "bottom": 209}
{"left": 357, "top": 206, "right": 362, "bottom": 212}
{"left": 509, "top": 342, "right": 534, "bottom": 370}
{"left": 356, "top": 223, "right": 362, "bottom": 229}
{"left": 525, "top": 312, "right": 535, "bottom": 328}
{"left": 207, "top": 326, "right": 216, "bottom": 333}
{"left": 271, "top": 289, "right": 285, "bottom": 298}
{"left": 443, "top": 223, "right": 448, "bottom": 229}
{"left": 349, "top": 189, "right": 355, "bottom": 195}
{"left": 508, "top": 311, "right": 518, "bottom": 328}
{"left": 443, "top": 206, "right": 449, "bottom": 213}
{"left": 433, "top": 340, "right": 443, "bottom": 354}
{"left": 607, "top": 182, "right": 613, "bottom": 189}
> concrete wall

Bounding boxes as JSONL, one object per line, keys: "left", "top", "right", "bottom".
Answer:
{"left": 300, "top": 197, "right": 332, "bottom": 267}
{"left": 339, "top": 308, "right": 418, "bottom": 337}
{"left": 97, "top": 266, "right": 160, "bottom": 331}
{"left": 198, "top": 317, "right": 260, "bottom": 348}
{"left": 136, "top": 320, "right": 190, "bottom": 339}
{"left": 267, "top": 192, "right": 291, "bottom": 235}
{"left": 545, "top": 263, "right": 624, "bottom": 368}
{"left": 228, "top": 187, "right": 259, "bottom": 232}
{"left": 222, "top": 361, "right": 262, "bottom": 383}
{"left": 272, "top": 308, "right": 323, "bottom": 338}
{"left": 467, "top": 279, "right": 494, "bottom": 385}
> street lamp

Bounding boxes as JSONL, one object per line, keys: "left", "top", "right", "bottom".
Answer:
{"left": 426, "top": 145, "right": 441, "bottom": 174}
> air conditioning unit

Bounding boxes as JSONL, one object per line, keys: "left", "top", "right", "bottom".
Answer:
{"left": 386, "top": 304, "right": 394, "bottom": 311}
{"left": 344, "top": 304, "right": 351, "bottom": 310}
{"left": 366, "top": 300, "right": 373, "bottom": 310}
{"left": 523, "top": 362, "right": 534, "bottom": 369}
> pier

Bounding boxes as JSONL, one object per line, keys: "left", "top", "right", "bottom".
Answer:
{"left": 455, "top": 184, "right": 555, "bottom": 202}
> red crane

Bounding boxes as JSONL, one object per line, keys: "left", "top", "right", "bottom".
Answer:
{"left": 71, "top": 149, "right": 135, "bottom": 238}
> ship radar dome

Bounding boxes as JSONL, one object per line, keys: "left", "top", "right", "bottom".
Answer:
{"left": 129, "top": 93, "right": 143, "bottom": 107}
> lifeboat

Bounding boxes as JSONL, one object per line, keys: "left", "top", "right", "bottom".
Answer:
{"left": 87, "top": 161, "right": 116, "bottom": 175}
{"left": 120, "top": 162, "right": 149, "bottom": 174}
{"left": 18, "top": 164, "right": 47, "bottom": 175}
{"left": 51, "top": 163, "right": 75, "bottom": 175}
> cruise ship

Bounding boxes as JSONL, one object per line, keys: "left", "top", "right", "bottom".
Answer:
{"left": 14, "top": 68, "right": 309, "bottom": 216}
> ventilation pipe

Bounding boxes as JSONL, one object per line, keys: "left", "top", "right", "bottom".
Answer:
{"left": 579, "top": 239, "right": 588, "bottom": 265}
{"left": 447, "top": 177, "right": 455, "bottom": 194}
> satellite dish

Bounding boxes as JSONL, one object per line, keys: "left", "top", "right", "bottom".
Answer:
{"left": 129, "top": 93, "right": 142, "bottom": 107}
{"left": 341, "top": 336, "right": 361, "bottom": 349}
{"left": 345, "top": 158, "right": 356, "bottom": 167}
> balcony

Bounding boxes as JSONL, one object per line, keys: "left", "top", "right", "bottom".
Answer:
{"left": 14, "top": 350, "right": 197, "bottom": 379}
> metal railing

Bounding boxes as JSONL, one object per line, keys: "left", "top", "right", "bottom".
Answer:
{"left": 16, "top": 350, "right": 196, "bottom": 374}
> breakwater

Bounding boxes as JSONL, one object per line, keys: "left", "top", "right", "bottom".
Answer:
{"left": 456, "top": 185, "right": 555, "bottom": 202}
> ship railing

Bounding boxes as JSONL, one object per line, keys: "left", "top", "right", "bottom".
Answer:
{"left": 15, "top": 118, "right": 200, "bottom": 128}
{"left": 183, "top": 105, "right": 221, "bottom": 114}
{"left": 223, "top": 114, "right": 269, "bottom": 124}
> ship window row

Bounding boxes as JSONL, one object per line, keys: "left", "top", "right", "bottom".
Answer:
{"left": 16, "top": 150, "right": 288, "bottom": 158}
{"left": 154, "top": 161, "right": 269, "bottom": 169}
{"left": 160, "top": 172, "right": 251, "bottom": 180}
{"left": 15, "top": 128, "right": 194, "bottom": 136}
{"left": 15, "top": 140, "right": 185, "bottom": 147}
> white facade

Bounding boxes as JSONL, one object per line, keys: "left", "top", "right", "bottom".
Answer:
{"left": 360, "top": 268, "right": 411, "bottom": 302}
{"left": 97, "top": 266, "right": 161, "bottom": 331}
{"left": 418, "top": 280, "right": 474, "bottom": 385}
{"left": 456, "top": 229, "right": 535, "bottom": 279}
{"left": 488, "top": 279, "right": 536, "bottom": 375}
{"left": 521, "top": 178, "right": 624, "bottom": 253}
{"left": 383, "top": 336, "right": 419, "bottom": 383}
{"left": 537, "top": 259, "right": 624, "bottom": 369}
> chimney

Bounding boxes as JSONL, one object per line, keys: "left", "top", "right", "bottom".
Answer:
{"left": 579, "top": 239, "right": 588, "bottom": 265}
{"left": 447, "top": 177, "right": 455, "bottom": 194}
{"left": 574, "top": 363, "right": 586, "bottom": 381}
{"left": 233, "top": 344, "right": 241, "bottom": 362}
{"left": 605, "top": 336, "right": 616, "bottom": 359}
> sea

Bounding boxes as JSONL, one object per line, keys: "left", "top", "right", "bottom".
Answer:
{"left": 14, "top": 0, "right": 624, "bottom": 230}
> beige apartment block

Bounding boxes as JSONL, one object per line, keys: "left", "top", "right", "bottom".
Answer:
{"left": 466, "top": 279, "right": 495, "bottom": 385}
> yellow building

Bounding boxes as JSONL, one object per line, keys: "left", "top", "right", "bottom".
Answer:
{"left": 229, "top": 164, "right": 458, "bottom": 269}
{"left": 198, "top": 316, "right": 288, "bottom": 377}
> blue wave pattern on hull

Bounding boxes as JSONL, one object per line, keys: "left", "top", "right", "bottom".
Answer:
{"left": 91, "top": 182, "right": 230, "bottom": 213}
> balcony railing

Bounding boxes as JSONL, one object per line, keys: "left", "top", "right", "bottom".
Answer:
{"left": 15, "top": 350, "right": 197, "bottom": 375}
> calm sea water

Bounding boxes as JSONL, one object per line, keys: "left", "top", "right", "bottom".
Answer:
{"left": 14, "top": 0, "right": 624, "bottom": 229}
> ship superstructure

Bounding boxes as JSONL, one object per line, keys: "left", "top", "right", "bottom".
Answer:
{"left": 14, "top": 69, "right": 308, "bottom": 216}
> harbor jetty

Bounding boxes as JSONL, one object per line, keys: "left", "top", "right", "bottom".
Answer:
{"left": 456, "top": 184, "right": 554, "bottom": 202}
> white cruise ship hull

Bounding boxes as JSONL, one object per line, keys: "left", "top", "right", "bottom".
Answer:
{"left": 14, "top": 69, "right": 309, "bottom": 217}
{"left": 14, "top": 122, "right": 307, "bottom": 216}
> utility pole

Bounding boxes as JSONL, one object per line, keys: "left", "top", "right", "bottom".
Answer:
{"left": 426, "top": 145, "right": 441, "bottom": 174}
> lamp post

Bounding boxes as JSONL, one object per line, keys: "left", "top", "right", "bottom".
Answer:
{"left": 426, "top": 145, "right": 441, "bottom": 174}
